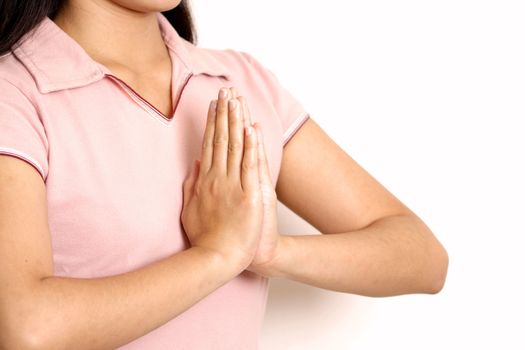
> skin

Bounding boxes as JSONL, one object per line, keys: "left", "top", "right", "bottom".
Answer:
{"left": 181, "top": 90, "right": 265, "bottom": 270}
{"left": 0, "top": 0, "right": 449, "bottom": 348}
{"left": 52, "top": 0, "right": 182, "bottom": 117}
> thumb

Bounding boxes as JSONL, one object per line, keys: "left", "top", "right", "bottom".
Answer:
{"left": 183, "top": 159, "right": 199, "bottom": 208}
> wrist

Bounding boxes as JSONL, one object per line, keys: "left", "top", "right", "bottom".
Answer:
{"left": 190, "top": 246, "right": 246, "bottom": 276}
{"left": 252, "top": 235, "right": 292, "bottom": 278}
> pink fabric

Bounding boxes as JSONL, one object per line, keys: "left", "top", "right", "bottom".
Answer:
{"left": 0, "top": 12, "right": 309, "bottom": 349}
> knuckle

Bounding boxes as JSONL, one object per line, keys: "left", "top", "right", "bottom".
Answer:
{"left": 202, "top": 139, "right": 212, "bottom": 150}
{"left": 242, "top": 159, "right": 254, "bottom": 171}
{"left": 228, "top": 141, "right": 243, "bottom": 153}
{"left": 214, "top": 134, "right": 228, "bottom": 145}
{"left": 228, "top": 113, "right": 239, "bottom": 125}
{"left": 244, "top": 138, "right": 255, "bottom": 148}
{"left": 217, "top": 102, "right": 227, "bottom": 114}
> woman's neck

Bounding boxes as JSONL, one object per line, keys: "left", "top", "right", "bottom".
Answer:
{"left": 52, "top": 1, "right": 170, "bottom": 74}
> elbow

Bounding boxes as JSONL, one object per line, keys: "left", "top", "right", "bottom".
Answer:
{"left": 1, "top": 323, "right": 45, "bottom": 350}
{"left": 423, "top": 241, "right": 449, "bottom": 294}
{"left": 406, "top": 215, "right": 449, "bottom": 295}
{"left": 1, "top": 301, "right": 60, "bottom": 350}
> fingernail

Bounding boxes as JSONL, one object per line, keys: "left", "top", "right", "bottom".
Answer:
{"left": 210, "top": 100, "right": 217, "bottom": 110}
{"left": 219, "top": 88, "right": 228, "bottom": 99}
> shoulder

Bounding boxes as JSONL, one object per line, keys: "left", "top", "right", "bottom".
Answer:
{"left": 0, "top": 51, "right": 39, "bottom": 101}
{"left": 184, "top": 41, "right": 257, "bottom": 69}
{"left": 210, "top": 47, "right": 273, "bottom": 81}
{"left": 183, "top": 40, "right": 274, "bottom": 84}
{"left": 186, "top": 44, "right": 286, "bottom": 110}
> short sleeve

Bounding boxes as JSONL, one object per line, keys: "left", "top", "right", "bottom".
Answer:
{"left": 239, "top": 51, "right": 310, "bottom": 146}
{"left": 0, "top": 78, "right": 49, "bottom": 181}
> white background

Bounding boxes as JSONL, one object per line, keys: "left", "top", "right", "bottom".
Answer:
{"left": 192, "top": 1, "right": 525, "bottom": 349}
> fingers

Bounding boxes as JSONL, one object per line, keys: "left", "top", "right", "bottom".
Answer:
{"left": 230, "top": 87, "right": 260, "bottom": 193}
{"left": 238, "top": 96, "right": 253, "bottom": 129}
{"left": 230, "top": 87, "right": 249, "bottom": 131}
{"left": 201, "top": 86, "right": 257, "bottom": 186}
{"left": 200, "top": 100, "right": 217, "bottom": 174}
{"left": 226, "top": 97, "right": 244, "bottom": 179}
{"left": 230, "top": 87, "right": 251, "bottom": 129}
{"left": 230, "top": 86, "right": 239, "bottom": 99}
{"left": 254, "top": 123, "right": 272, "bottom": 187}
{"left": 211, "top": 87, "right": 230, "bottom": 174}
{"left": 241, "top": 125, "right": 259, "bottom": 194}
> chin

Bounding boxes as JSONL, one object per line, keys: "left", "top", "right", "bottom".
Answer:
{"left": 112, "top": 0, "right": 183, "bottom": 13}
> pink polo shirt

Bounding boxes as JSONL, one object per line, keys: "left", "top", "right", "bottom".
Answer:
{"left": 0, "top": 12, "right": 309, "bottom": 349}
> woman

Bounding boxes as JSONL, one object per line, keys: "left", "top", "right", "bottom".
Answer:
{"left": 0, "top": 0, "right": 449, "bottom": 349}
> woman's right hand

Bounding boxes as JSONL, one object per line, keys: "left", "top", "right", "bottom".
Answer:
{"left": 181, "top": 87, "right": 263, "bottom": 271}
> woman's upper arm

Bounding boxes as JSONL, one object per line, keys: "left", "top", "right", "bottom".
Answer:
{"left": 0, "top": 76, "right": 53, "bottom": 331}
{"left": 275, "top": 117, "right": 415, "bottom": 234}
{"left": 0, "top": 156, "right": 54, "bottom": 286}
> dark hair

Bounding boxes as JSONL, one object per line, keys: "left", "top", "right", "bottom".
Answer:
{"left": 0, "top": 0, "right": 197, "bottom": 56}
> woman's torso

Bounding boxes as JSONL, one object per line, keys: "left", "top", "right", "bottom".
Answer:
{"left": 0, "top": 11, "right": 309, "bottom": 348}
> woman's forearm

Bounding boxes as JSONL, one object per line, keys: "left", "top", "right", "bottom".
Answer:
{"left": 6, "top": 247, "right": 241, "bottom": 350}
{"left": 265, "top": 214, "right": 448, "bottom": 297}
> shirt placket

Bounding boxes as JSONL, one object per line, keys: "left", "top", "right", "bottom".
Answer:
{"left": 104, "top": 72, "right": 193, "bottom": 125}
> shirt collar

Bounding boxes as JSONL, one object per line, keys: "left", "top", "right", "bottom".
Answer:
{"left": 12, "top": 12, "right": 232, "bottom": 94}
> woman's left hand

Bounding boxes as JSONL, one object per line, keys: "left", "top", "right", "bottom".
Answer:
{"left": 231, "top": 88, "right": 282, "bottom": 277}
